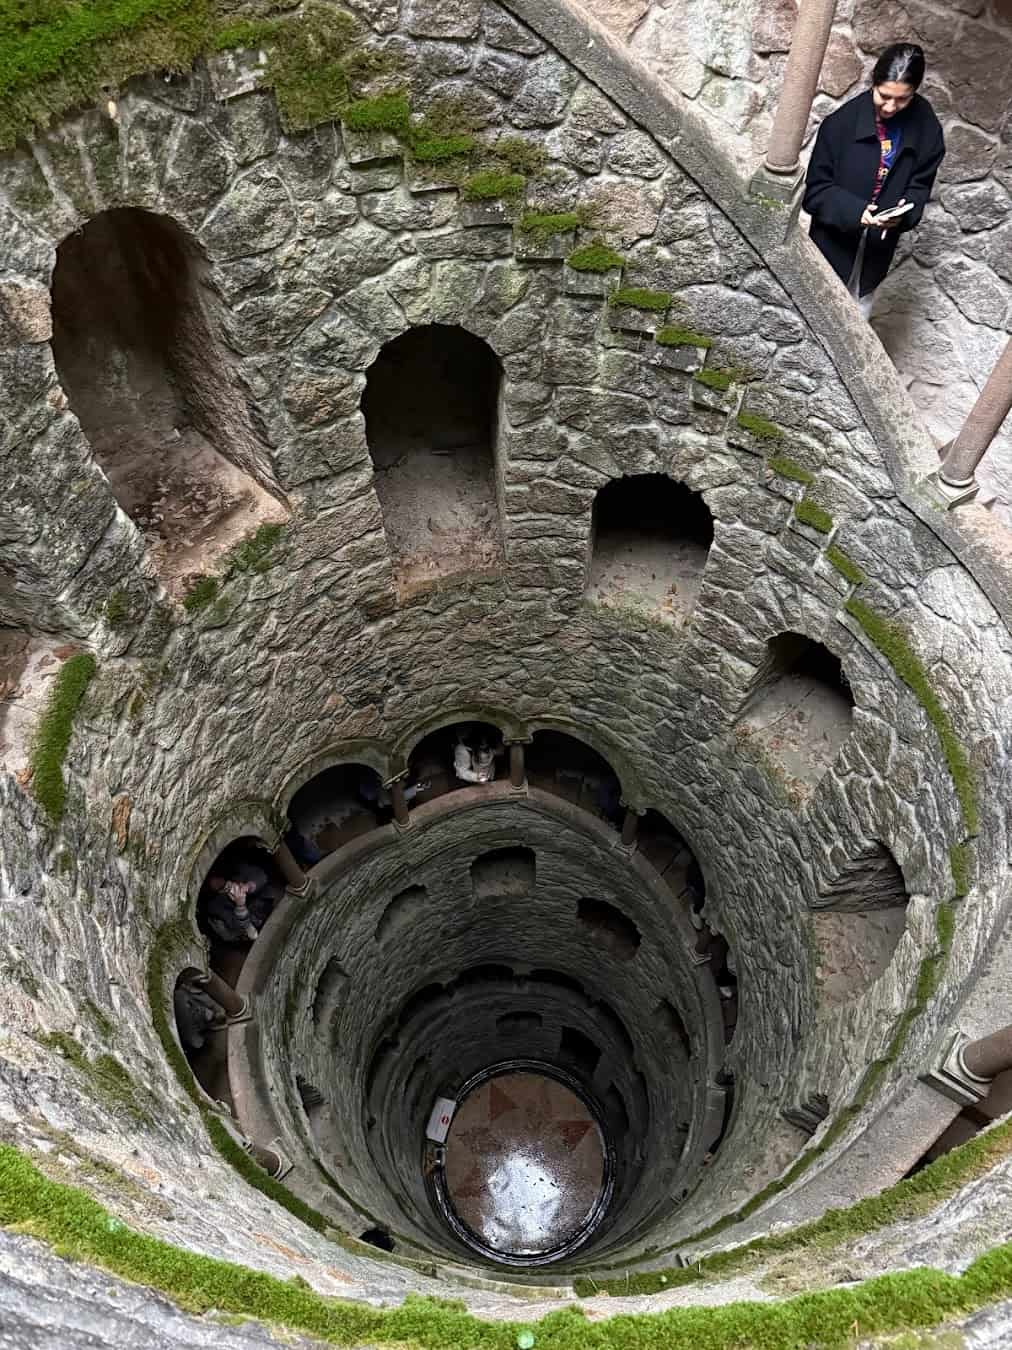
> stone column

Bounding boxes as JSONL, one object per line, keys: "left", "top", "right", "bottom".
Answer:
{"left": 195, "top": 970, "right": 251, "bottom": 1023}
{"left": 389, "top": 778, "right": 410, "bottom": 828}
{"left": 508, "top": 742, "right": 526, "bottom": 789}
{"left": 621, "top": 807, "right": 640, "bottom": 848}
{"left": 755, "top": 0, "right": 838, "bottom": 196}
{"left": 937, "top": 337, "right": 1012, "bottom": 504}
{"left": 273, "top": 839, "right": 310, "bottom": 896}
{"left": 962, "top": 1024, "right": 1012, "bottom": 1082}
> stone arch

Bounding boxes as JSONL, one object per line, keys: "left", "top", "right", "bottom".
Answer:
{"left": 361, "top": 322, "right": 505, "bottom": 587}
{"left": 49, "top": 206, "right": 287, "bottom": 598}
{"left": 184, "top": 801, "right": 281, "bottom": 909}
{"left": 391, "top": 704, "right": 525, "bottom": 772}
{"left": 277, "top": 744, "right": 395, "bottom": 860}
{"left": 524, "top": 717, "right": 637, "bottom": 816}
{"left": 587, "top": 473, "right": 715, "bottom": 626}
{"left": 272, "top": 740, "right": 392, "bottom": 816}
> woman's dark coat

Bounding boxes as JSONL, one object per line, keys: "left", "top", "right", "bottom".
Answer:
{"left": 803, "top": 89, "right": 945, "bottom": 296}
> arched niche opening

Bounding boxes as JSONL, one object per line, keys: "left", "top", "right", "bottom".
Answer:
{"left": 525, "top": 729, "right": 623, "bottom": 826}
{"left": 407, "top": 720, "right": 505, "bottom": 801}
{"left": 313, "top": 957, "right": 349, "bottom": 1040}
{"left": 172, "top": 967, "right": 230, "bottom": 1108}
{"left": 587, "top": 474, "right": 714, "bottom": 624}
{"left": 50, "top": 208, "right": 286, "bottom": 597}
{"left": 738, "top": 632, "right": 854, "bottom": 791}
{"left": 361, "top": 324, "right": 504, "bottom": 587}
{"left": 288, "top": 763, "right": 389, "bottom": 858}
{"left": 471, "top": 846, "right": 536, "bottom": 899}
{"left": 195, "top": 837, "right": 284, "bottom": 987}
{"left": 376, "top": 885, "right": 429, "bottom": 944}
{"left": 578, "top": 898, "right": 641, "bottom": 962}
{"left": 636, "top": 808, "right": 703, "bottom": 911}
{"left": 811, "top": 842, "right": 910, "bottom": 1010}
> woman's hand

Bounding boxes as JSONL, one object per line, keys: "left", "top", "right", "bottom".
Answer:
{"left": 860, "top": 204, "right": 878, "bottom": 227}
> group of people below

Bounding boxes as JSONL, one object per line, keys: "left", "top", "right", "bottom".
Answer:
{"left": 804, "top": 42, "right": 946, "bottom": 321}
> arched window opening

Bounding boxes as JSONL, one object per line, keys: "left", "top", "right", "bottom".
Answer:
{"left": 587, "top": 474, "right": 714, "bottom": 624}
{"left": 360, "top": 1227, "right": 395, "bottom": 1252}
{"left": 577, "top": 898, "right": 641, "bottom": 961}
{"left": 172, "top": 968, "right": 231, "bottom": 1108}
{"left": 288, "top": 763, "right": 390, "bottom": 859}
{"left": 196, "top": 838, "right": 284, "bottom": 983}
{"left": 471, "top": 846, "right": 536, "bottom": 899}
{"left": 525, "top": 729, "right": 623, "bottom": 826}
{"left": 376, "top": 885, "right": 428, "bottom": 944}
{"left": 738, "top": 633, "right": 854, "bottom": 790}
{"left": 812, "top": 842, "right": 909, "bottom": 1010}
{"left": 694, "top": 921, "right": 738, "bottom": 1045}
{"left": 398, "top": 983, "right": 448, "bottom": 1028}
{"left": 362, "top": 324, "right": 503, "bottom": 587}
{"left": 407, "top": 720, "right": 505, "bottom": 803}
{"left": 50, "top": 208, "right": 285, "bottom": 597}
{"left": 559, "top": 1026, "right": 602, "bottom": 1079}
{"left": 656, "top": 999, "right": 692, "bottom": 1061}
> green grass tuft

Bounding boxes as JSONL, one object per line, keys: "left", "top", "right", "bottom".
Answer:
{"left": 608, "top": 286, "right": 671, "bottom": 312}
{"left": 461, "top": 169, "right": 525, "bottom": 200}
{"left": 767, "top": 455, "right": 814, "bottom": 486}
{"left": 826, "top": 544, "right": 866, "bottom": 586}
{"left": 845, "top": 598, "right": 979, "bottom": 835}
{"left": 655, "top": 326, "right": 712, "bottom": 349}
{"left": 566, "top": 242, "right": 624, "bottom": 273}
{"left": 5, "top": 1140, "right": 1012, "bottom": 1348}
{"left": 694, "top": 368, "right": 734, "bottom": 392}
{"left": 949, "top": 841, "right": 973, "bottom": 898}
{"left": 39, "top": 1032, "right": 151, "bottom": 1122}
{"left": 211, "top": 17, "right": 281, "bottom": 52}
{"left": 223, "top": 523, "right": 285, "bottom": 577}
{"left": 736, "top": 410, "right": 784, "bottom": 442}
{"left": 794, "top": 499, "right": 834, "bottom": 534}
{"left": 29, "top": 651, "right": 96, "bottom": 823}
{"left": 488, "top": 135, "right": 546, "bottom": 176}
{"left": 181, "top": 575, "right": 218, "bottom": 613}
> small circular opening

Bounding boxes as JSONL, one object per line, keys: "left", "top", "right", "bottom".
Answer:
{"left": 430, "top": 1062, "right": 613, "bottom": 1265}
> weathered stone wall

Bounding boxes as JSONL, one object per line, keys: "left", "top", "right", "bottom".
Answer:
{"left": 584, "top": 0, "right": 1012, "bottom": 514}
{"left": 0, "top": 0, "right": 1010, "bottom": 1296}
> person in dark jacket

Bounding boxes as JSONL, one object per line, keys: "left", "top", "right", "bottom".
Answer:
{"left": 803, "top": 43, "right": 945, "bottom": 319}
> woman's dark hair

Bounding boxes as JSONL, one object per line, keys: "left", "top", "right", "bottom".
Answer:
{"left": 872, "top": 43, "right": 926, "bottom": 90}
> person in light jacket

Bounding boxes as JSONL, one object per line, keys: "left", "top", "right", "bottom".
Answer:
{"left": 803, "top": 43, "right": 945, "bottom": 320}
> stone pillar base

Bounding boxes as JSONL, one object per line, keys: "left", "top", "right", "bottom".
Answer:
{"left": 224, "top": 995, "right": 254, "bottom": 1027}
{"left": 750, "top": 163, "right": 804, "bottom": 203}
{"left": 921, "top": 1031, "right": 993, "bottom": 1106}
{"left": 923, "top": 470, "right": 981, "bottom": 510}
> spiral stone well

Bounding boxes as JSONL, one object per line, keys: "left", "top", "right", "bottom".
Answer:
{"left": 2, "top": 0, "right": 1012, "bottom": 1345}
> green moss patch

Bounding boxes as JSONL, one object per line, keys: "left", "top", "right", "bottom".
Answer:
{"left": 794, "top": 499, "right": 834, "bottom": 534}
{"left": 461, "top": 170, "right": 525, "bottom": 200}
{"left": 949, "top": 841, "right": 973, "bottom": 898}
{"left": 341, "top": 89, "right": 410, "bottom": 136}
{"left": 767, "top": 455, "right": 814, "bottom": 486}
{"left": 6, "top": 1143, "right": 1012, "bottom": 1349}
{"left": 694, "top": 368, "right": 734, "bottom": 393}
{"left": 826, "top": 544, "right": 866, "bottom": 586}
{"left": 488, "top": 136, "right": 546, "bottom": 176}
{"left": 655, "top": 326, "right": 712, "bottom": 349}
{"left": 736, "top": 410, "right": 784, "bottom": 442}
{"left": 845, "top": 598, "right": 979, "bottom": 836}
{"left": 38, "top": 1032, "right": 152, "bottom": 1123}
{"left": 30, "top": 651, "right": 96, "bottom": 823}
{"left": 181, "top": 575, "right": 219, "bottom": 613}
{"left": 608, "top": 286, "right": 671, "bottom": 312}
{"left": 223, "top": 523, "right": 285, "bottom": 577}
{"left": 103, "top": 589, "right": 131, "bottom": 629}
{"left": 567, "top": 242, "right": 624, "bottom": 273}
{"left": 517, "top": 209, "right": 582, "bottom": 241}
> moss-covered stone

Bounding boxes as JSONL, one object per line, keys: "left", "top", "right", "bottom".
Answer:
{"left": 181, "top": 575, "right": 219, "bottom": 613}
{"left": 608, "top": 286, "right": 671, "bottom": 312}
{"left": 655, "top": 326, "right": 712, "bottom": 349}
{"left": 767, "top": 456, "right": 815, "bottom": 487}
{"left": 566, "top": 242, "right": 624, "bottom": 273}
{"left": 517, "top": 209, "right": 582, "bottom": 241}
{"left": 461, "top": 170, "right": 525, "bottom": 201}
{"left": 845, "top": 597, "right": 979, "bottom": 836}
{"left": 736, "top": 410, "right": 784, "bottom": 442}
{"left": 694, "top": 368, "right": 735, "bottom": 392}
{"left": 826, "top": 544, "right": 866, "bottom": 585}
{"left": 794, "top": 499, "right": 834, "bottom": 534}
{"left": 30, "top": 651, "right": 96, "bottom": 823}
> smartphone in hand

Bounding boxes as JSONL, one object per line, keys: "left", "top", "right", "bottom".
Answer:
{"left": 870, "top": 200, "right": 915, "bottom": 224}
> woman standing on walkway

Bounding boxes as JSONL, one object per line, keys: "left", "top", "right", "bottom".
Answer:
{"left": 803, "top": 43, "right": 945, "bottom": 320}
